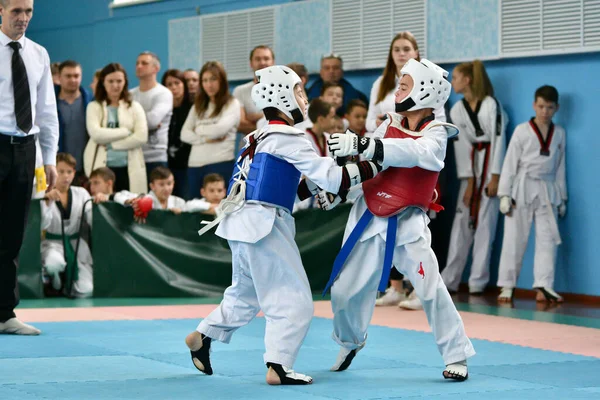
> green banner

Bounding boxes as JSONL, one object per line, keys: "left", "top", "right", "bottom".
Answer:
{"left": 17, "top": 199, "right": 44, "bottom": 299}
{"left": 18, "top": 201, "right": 351, "bottom": 298}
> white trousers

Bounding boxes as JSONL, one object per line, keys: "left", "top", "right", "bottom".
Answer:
{"left": 198, "top": 211, "right": 314, "bottom": 369}
{"left": 497, "top": 197, "right": 559, "bottom": 289}
{"left": 41, "top": 239, "right": 94, "bottom": 296}
{"left": 331, "top": 226, "right": 476, "bottom": 366}
{"left": 441, "top": 179, "right": 499, "bottom": 292}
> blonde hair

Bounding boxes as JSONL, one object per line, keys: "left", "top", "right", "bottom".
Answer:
{"left": 455, "top": 59, "right": 494, "bottom": 100}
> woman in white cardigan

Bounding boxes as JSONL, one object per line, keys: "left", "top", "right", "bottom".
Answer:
{"left": 181, "top": 61, "right": 240, "bottom": 199}
{"left": 84, "top": 63, "right": 148, "bottom": 194}
{"left": 366, "top": 32, "right": 446, "bottom": 136}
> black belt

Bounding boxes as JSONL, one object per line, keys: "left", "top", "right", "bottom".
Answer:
{"left": 0, "top": 133, "right": 35, "bottom": 145}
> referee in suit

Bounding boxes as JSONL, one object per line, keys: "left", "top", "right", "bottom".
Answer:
{"left": 0, "top": 0, "right": 59, "bottom": 335}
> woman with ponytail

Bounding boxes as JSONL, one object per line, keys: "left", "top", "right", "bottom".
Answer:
{"left": 370, "top": 32, "right": 447, "bottom": 309}
{"left": 366, "top": 32, "right": 446, "bottom": 135}
{"left": 440, "top": 60, "right": 508, "bottom": 295}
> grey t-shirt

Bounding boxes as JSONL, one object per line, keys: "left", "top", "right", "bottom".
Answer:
{"left": 131, "top": 84, "right": 173, "bottom": 163}
{"left": 58, "top": 96, "right": 87, "bottom": 171}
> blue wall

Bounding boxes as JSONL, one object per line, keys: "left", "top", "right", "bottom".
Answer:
{"left": 21, "top": 0, "right": 600, "bottom": 296}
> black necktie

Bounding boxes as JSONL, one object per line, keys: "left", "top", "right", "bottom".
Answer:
{"left": 8, "top": 41, "right": 33, "bottom": 134}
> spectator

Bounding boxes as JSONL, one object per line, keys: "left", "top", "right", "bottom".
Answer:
{"left": 55, "top": 60, "right": 92, "bottom": 185}
{"left": 185, "top": 173, "right": 226, "bottom": 215}
{"left": 89, "top": 69, "right": 101, "bottom": 98}
{"left": 306, "top": 53, "right": 368, "bottom": 115}
{"left": 330, "top": 115, "right": 345, "bottom": 134}
{"left": 372, "top": 32, "right": 447, "bottom": 309}
{"left": 181, "top": 61, "right": 240, "bottom": 199}
{"left": 89, "top": 167, "right": 137, "bottom": 204}
{"left": 233, "top": 45, "right": 275, "bottom": 137}
{"left": 41, "top": 153, "right": 93, "bottom": 298}
{"left": 84, "top": 63, "right": 148, "bottom": 194}
{"left": 320, "top": 82, "right": 344, "bottom": 117}
{"left": 345, "top": 99, "right": 367, "bottom": 136}
{"left": 129, "top": 166, "right": 186, "bottom": 223}
{"left": 131, "top": 51, "right": 173, "bottom": 182}
{"left": 51, "top": 61, "right": 60, "bottom": 85}
{"left": 162, "top": 69, "right": 193, "bottom": 199}
{"left": 440, "top": 60, "right": 508, "bottom": 296}
{"left": 184, "top": 68, "right": 200, "bottom": 101}
{"left": 305, "top": 98, "right": 335, "bottom": 156}
{"left": 367, "top": 32, "right": 446, "bottom": 136}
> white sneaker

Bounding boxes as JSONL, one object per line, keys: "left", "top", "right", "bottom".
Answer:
{"left": 398, "top": 291, "right": 423, "bottom": 310}
{"left": 0, "top": 318, "right": 41, "bottom": 335}
{"left": 375, "top": 287, "right": 406, "bottom": 306}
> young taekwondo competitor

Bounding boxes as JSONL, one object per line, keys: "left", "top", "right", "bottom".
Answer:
{"left": 496, "top": 85, "right": 567, "bottom": 303}
{"left": 323, "top": 59, "right": 475, "bottom": 381}
{"left": 184, "top": 65, "right": 382, "bottom": 385}
{"left": 41, "top": 153, "right": 93, "bottom": 298}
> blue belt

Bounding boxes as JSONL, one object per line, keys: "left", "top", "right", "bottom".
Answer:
{"left": 323, "top": 209, "right": 397, "bottom": 295}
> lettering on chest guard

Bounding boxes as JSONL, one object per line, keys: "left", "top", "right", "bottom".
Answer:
{"left": 377, "top": 191, "right": 392, "bottom": 199}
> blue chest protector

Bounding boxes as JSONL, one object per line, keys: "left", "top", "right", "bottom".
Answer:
{"left": 228, "top": 152, "right": 301, "bottom": 213}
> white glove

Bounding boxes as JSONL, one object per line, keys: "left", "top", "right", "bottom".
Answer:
{"left": 328, "top": 132, "right": 359, "bottom": 157}
{"left": 499, "top": 196, "right": 512, "bottom": 215}
{"left": 316, "top": 190, "right": 342, "bottom": 211}
{"left": 558, "top": 202, "right": 567, "bottom": 218}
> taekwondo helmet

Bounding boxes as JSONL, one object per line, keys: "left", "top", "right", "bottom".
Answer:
{"left": 252, "top": 65, "right": 305, "bottom": 124}
{"left": 395, "top": 58, "right": 451, "bottom": 113}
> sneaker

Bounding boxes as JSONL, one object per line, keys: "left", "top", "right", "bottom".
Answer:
{"left": 375, "top": 287, "right": 406, "bottom": 306}
{"left": 398, "top": 291, "right": 423, "bottom": 310}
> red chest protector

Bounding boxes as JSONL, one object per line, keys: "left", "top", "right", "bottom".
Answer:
{"left": 363, "top": 115, "right": 443, "bottom": 217}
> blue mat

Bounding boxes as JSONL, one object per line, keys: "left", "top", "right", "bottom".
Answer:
{"left": 0, "top": 317, "right": 598, "bottom": 399}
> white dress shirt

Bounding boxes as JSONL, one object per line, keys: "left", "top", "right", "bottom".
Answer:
{"left": 0, "top": 29, "right": 59, "bottom": 165}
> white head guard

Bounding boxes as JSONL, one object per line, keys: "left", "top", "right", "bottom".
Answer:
{"left": 252, "top": 65, "right": 304, "bottom": 124}
{"left": 395, "top": 58, "right": 451, "bottom": 112}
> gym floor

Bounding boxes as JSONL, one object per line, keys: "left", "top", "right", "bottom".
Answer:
{"left": 1, "top": 295, "right": 599, "bottom": 399}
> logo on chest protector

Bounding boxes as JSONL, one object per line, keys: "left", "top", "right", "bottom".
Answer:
{"left": 377, "top": 191, "right": 392, "bottom": 199}
{"left": 418, "top": 262, "right": 424, "bottom": 279}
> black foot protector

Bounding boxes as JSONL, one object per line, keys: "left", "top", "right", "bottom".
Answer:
{"left": 190, "top": 334, "right": 213, "bottom": 375}
{"left": 266, "top": 363, "right": 313, "bottom": 385}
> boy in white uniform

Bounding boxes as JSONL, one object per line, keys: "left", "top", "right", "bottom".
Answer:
{"left": 325, "top": 59, "right": 475, "bottom": 381}
{"left": 128, "top": 166, "right": 186, "bottom": 222}
{"left": 184, "top": 65, "right": 382, "bottom": 385}
{"left": 497, "top": 85, "right": 567, "bottom": 303}
{"left": 41, "top": 153, "right": 93, "bottom": 298}
{"left": 184, "top": 173, "right": 226, "bottom": 215}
